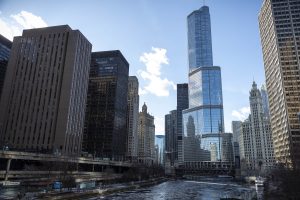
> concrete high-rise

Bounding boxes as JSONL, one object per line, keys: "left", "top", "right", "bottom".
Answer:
{"left": 176, "top": 83, "right": 189, "bottom": 163}
{"left": 127, "top": 76, "right": 139, "bottom": 158}
{"left": 0, "top": 25, "right": 92, "bottom": 155}
{"left": 83, "top": 50, "right": 129, "bottom": 160}
{"left": 239, "top": 82, "right": 275, "bottom": 173}
{"left": 137, "top": 103, "right": 155, "bottom": 164}
{"left": 183, "top": 6, "right": 225, "bottom": 162}
{"left": 259, "top": 0, "right": 300, "bottom": 168}
{"left": 165, "top": 110, "right": 177, "bottom": 165}
{"left": 0, "top": 35, "right": 12, "bottom": 101}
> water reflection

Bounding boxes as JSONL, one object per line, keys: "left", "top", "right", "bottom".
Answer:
{"left": 95, "top": 179, "right": 257, "bottom": 200}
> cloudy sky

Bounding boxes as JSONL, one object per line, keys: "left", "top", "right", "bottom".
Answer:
{"left": 0, "top": 0, "right": 264, "bottom": 134}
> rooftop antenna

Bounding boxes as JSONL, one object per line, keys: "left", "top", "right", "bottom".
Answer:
{"left": 203, "top": 0, "right": 206, "bottom": 6}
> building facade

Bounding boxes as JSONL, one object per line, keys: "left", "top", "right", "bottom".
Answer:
{"left": 260, "top": 84, "right": 270, "bottom": 119}
{"left": 0, "top": 25, "right": 92, "bottom": 155}
{"left": 127, "top": 76, "right": 139, "bottom": 158}
{"left": 259, "top": 0, "right": 300, "bottom": 168}
{"left": 183, "top": 6, "right": 226, "bottom": 163}
{"left": 232, "top": 121, "right": 242, "bottom": 163}
{"left": 187, "top": 6, "right": 213, "bottom": 72}
{"left": 83, "top": 50, "right": 129, "bottom": 160}
{"left": 155, "top": 135, "right": 165, "bottom": 165}
{"left": 176, "top": 83, "right": 189, "bottom": 163}
{"left": 165, "top": 110, "right": 177, "bottom": 165}
{"left": 0, "top": 35, "right": 12, "bottom": 101}
{"left": 240, "top": 82, "right": 275, "bottom": 173}
{"left": 137, "top": 103, "right": 155, "bottom": 163}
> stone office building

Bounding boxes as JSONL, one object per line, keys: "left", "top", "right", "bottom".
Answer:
{"left": 0, "top": 25, "right": 92, "bottom": 155}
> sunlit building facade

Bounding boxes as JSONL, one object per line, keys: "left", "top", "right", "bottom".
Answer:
{"left": 138, "top": 103, "right": 155, "bottom": 163}
{"left": 239, "top": 82, "right": 275, "bottom": 172}
{"left": 127, "top": 76, "right": 139, "bottom": 158}
{"left": 259, "top": 0, "right": 300, "bottom": 168}
{"left": 155, "top": 135, "right": 165, "bottom": 165}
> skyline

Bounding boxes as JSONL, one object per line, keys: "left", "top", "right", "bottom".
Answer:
{"left": 0, "top": 0, "right": 265, "bottom": 134}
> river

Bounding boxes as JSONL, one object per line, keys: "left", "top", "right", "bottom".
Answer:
{"left": 0, "top": 178, "right": 263, "bottom": 199}
{"left": 90, "top": 178, "right": 260, "bottom": 200}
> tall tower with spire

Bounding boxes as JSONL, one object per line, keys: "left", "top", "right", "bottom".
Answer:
{"left": 239, "top": 82, "right": 275, "bottom": 172}
{"left": 182, "top": 5, "right": 227, "bottom": 162}
{"left": 138, "top": 103, "right": 155, "bottom": 164}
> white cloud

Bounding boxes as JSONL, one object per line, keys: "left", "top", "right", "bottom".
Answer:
{"left": 154, "top": 116, "right": 164, "bottom": 134}
{"left": 139, "top": 87, "right": 148, "bottom": 95}
{"left": 138, "top": 47, "right": 176, "bottom": 97}
{"left": 231, "top": 106, "right": 250, "bottom": 121}
{"left": 0, "top": 18, "right": 21, "bottom": 40}
{"left": 0, "top": 11, "right": 47, "bottom": 41}
{"left": 11, "top": 11, "right": 47, "bottom": 29}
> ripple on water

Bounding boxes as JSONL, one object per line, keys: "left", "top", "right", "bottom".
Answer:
{"left": 95, "top": 179, "right": 256, "bottom": 200}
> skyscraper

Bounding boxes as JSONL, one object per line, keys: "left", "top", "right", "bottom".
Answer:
{"left": 259, "top": 0, "right": 300, "bottom": 168}
{"left": 0, "top": 35, "right": 12, "bottom": 101}
{"left": 183, "top": 6, "right": 225, "bottom": 162}
{"left": 127, "top": 76, "right": 139, "bottom": 158}
{"left": 0, "top": 25, "right": 92, "bottom": 155}
{"left": 232, "top": 121, "right": 242, "bottom": 163}
{"left": 165, "top": 110, "right": 177, "bottom": 165}
{"left": 187, "top": 6, "right": 213, "bottom": 72}
{"left": 83, "top": 50, "right": 129, "bottom": 159}
{"left": 155, "top": 135, "right": 165, "bottom": 165}
{"left": 176, "top": 83, "right": 189, "bottom": 163}
{"left": 239, "top": 82, "right": 275, "bottom": 172}
{"left": 260, "top": 84, "right": 270, "bottom": 119}
{"left": 137, "top": 103, "right": 155, "bottom": 164}
{"left": 232, "top": 121, "right": 243, "bottom": 143}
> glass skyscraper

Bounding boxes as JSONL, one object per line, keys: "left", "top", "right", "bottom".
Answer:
{"left": 183, "top": 6, "right": 226, "bottom": 162}
{"left": 83, "top": 50, "right": 129, "bottom": 160}
{"left": 188, "top": 6, "right": 213, "bottom": 72}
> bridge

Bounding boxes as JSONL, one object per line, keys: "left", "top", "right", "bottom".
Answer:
{"left": 176, "top": 161, "right": 235, "bottom": 176}
{"left": 0, "top": 150, "right": 133, "bottom": 182}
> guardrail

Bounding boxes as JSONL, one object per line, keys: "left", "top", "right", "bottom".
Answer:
{"left": 0, "top": 150, "right": 133, "bottom": 167}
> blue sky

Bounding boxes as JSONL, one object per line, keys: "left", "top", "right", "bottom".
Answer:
{"left": 0, "top": 0, "right": 265, "bottom": 134}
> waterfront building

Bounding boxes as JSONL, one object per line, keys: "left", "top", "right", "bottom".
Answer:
{"left": 232, "top": 121, "right": 242, "bottom": 162}
{"left": 232, "top": 121, "right": 242, "bottom": 143}
{"left": 187, "top": 6, "right": 213, "bottom": 72}
{"left": 176, "top": 83, "right": 189, "bottom": 164}
{"left": 0, "top": 25, "right": 92, "bottom": 155}
{"left": 165, "top": 110, "right": 177, "bottom": 166}
{"left": 0, "top": 35, "right": 12, "bottom": 101}
{"left": 83, "top": 50, "right": 129, "bottom": 160}
{"left": 127, "top": 76, "right": 139, "bottom": 158}
{"left": 155, "top": 135, "right": 165, "bottom": 165}
{"left": 183, "top": 6, "right": 228, "bottom": 163}
{"left": 137, "top": 103, "right": 155, "bottom": 164}
{"left": 239, "top": 82, "right": 275, "bottom": 173}
{"left": 259, "top": 0, "right": 300, "bottom": 168}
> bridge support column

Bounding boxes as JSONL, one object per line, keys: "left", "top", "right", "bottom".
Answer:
{"left": 5, "top": 158, "right": 12, "bottom": 181}
{"left": 92, "top": 164, "right": 95, "bottom": 172}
